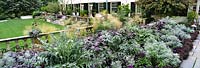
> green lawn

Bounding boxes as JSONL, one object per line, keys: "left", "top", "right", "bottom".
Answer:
{"left": 0, "top": 19, "right": 63, "bottom": 50}
{"left": 0, "top": 19, "right": 63, "bottom": 39}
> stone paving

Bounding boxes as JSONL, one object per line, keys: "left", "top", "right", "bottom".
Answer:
{"left": 180, "top": 35, "right": 200, "bottom": 68}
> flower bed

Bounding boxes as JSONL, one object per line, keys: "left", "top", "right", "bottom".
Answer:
{"left": 0, "top": 17, "right": 198, "bottom": 68}
{"left": 0, "top": 50, "right": 45, "bottom": 68}
{"left": 173, "top": 30, "right": 199, "bottom": 60}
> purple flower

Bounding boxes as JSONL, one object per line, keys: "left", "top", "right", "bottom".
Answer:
{"left": 128, "top": 64, "right": 134, "bottom": 68}
{"left": 94, "top": 47, "right": 101, "bottom": 51}
{"left": 94, "top": 42, "right": 99, "bottom": 46}
{"left": 18, "top": 52, "right": 23, "bottom": 56}
{"left": 87, "top": 37, "right": 93, "bottom": 41}
{"left": 91, "top": 46, "right": 95, "bottom": 49}
{"left": 97, "top": 32, "right": 102, "bottom": 37}
{"left": 98, "top": 36, "right": 103, "bottom": 40}
{"left": 11, "top": 53, "right": 17, "bottom": 58}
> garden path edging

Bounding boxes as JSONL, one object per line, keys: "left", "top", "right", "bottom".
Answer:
{"left": 180, "top": 34, "right": 200, "bottom": 68}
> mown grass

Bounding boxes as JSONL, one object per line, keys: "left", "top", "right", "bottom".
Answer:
{"left": 0, "top": 19, "right": 63, "bottom": 39}
{"left": 0, "top": 19, "right": 63, "bottom": 50}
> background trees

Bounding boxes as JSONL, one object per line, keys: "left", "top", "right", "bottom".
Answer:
{"left": 137, "top": 0, "right": 195, "bottom": 20}
{"left": 41, "top": 2, "right": 60, "bottom": 13}
{"left": 0, "top": 0, "right": 42, "bottom": 20}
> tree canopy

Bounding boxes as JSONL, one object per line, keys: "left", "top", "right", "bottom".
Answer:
{"left": 0, "top": 0, "right": 42, "bottom": 19}
{"left": 41, "top": 2, "right": 60, "bottom": 13}
{"left": 137, "top": 0, "right": 195, "bottom": 18}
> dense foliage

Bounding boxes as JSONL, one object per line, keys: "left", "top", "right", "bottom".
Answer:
{"left": 92, "top": 14, "right": 122, "bottom": 32}
{"left": 0, "top": 17, "right": 197, "bottom": 68}
{"left": 137, "top": 0, "right": 195, "bottom": 20}
{"left": 187, "top": 11, "right": 198, "bottom": 24}
{"left": 39, "top": 34, "right": 91, "bottom": 67}
{"left": 41, "top": 2, "right": 60, "bottom": 13}
{"left": 117, "top": 4, "right": 131, "bottom": 22}
{"left": 0, "top": 51, "right": 46, "bottom": 68}
{"left": 0, "top": 0, "right": 42, "bottom": 19}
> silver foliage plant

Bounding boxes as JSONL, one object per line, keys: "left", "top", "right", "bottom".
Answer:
{"left": 83, "top": 29, "right": 140, "bottom": 67}
{"left": 160, "top": 35, "right": 182, "bottom": 48}
{"left": 175, "top": 24, "right": 194, "bottom": 33}
{"left": 0, "top": 51, "right": 46, "bottom": 68}
{"left": 161, "top": 17, "right": 194, "bottom": 40}
{"left": 40, "top": 34, "right": 94, "bottom": 67}
{"left": 159, "top": 17, "right": 194, "bottom": 48}
{"left": 144, "top": 39, "right": 181, "bottom": 67}
{"left": 162, "top": 24, "right": 191, "bottom": 39}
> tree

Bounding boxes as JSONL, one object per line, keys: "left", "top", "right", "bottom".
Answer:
{"left": 0, "top": 0, "right": 42, "bottom": 19}
{"left": 137, "top": 0, "right": 195, "bottom": 19}
{"left": 58, "top": 0, "right": 67, "bottom": 12}
{"left": 117, "top": 4, "right": 131, "bottom": 22}
{"left": 41, "top": 2, "right": 60, "bottom": 13}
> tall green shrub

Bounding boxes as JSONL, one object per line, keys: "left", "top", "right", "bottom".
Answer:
{"left": 187, "top": 11, "right": 198, "bottom": 24}
{"left": 138, "top": 0, "right": 194, "bottom": 21}
{"left": 65, "top": 7, "right": 73, "bottom": 15}
{"left": 117, "top": 4, "right": 131, "bottom": 22}
{"left": 41, "top": 2, "right": 60, "bottom": 13}
{"left": 80, "top": 10, "right": 88, "bottom": 17}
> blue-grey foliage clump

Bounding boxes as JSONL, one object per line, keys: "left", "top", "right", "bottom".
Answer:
{"left": 0, "top": 51, "right": 46, "bottom": 68}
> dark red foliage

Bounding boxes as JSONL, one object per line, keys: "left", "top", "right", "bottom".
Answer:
{"left": 40, "top": 63, "right": 45, "bottom": 68}
{"left": 190, "top": 31, "right": 199, "bottom": 41}
{"left": 173, "top": 30, "right": 199, "bottom": 61}
{"left": 173, "top": 41, "right": 191, "bottom": 60}
{"left": 183, "top": 39, "right": 193, "bottom": 51}
{"left": 127, "top": 65, "right": 134, "bottom": 68}
{"left": 134, "top": 52, "right": 146, "bottom": 60}
{"left": 56, "top": 15, "right": 63, "bottom": 19}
